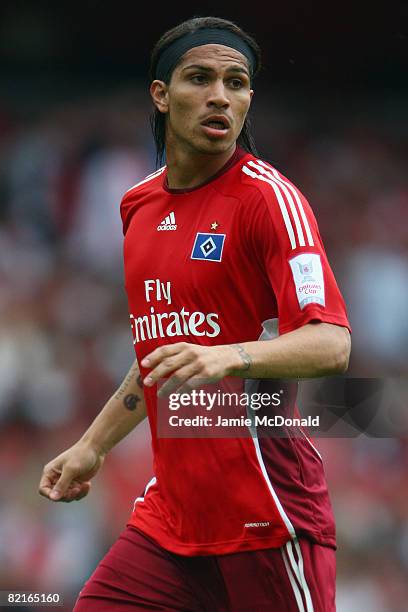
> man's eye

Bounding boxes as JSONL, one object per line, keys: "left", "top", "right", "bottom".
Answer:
{"left": 230, "top": 79, "right": 243, "bottom": 88}
{"left": 191, "top": 75, "right": 207, "bottom": 84}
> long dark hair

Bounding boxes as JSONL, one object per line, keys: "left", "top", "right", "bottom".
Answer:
{"left": 149, "top": 16, "right": 262, "bottom": 167}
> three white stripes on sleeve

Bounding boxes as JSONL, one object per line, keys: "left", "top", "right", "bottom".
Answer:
{"left": 242, "top": 160, "right": 314, "bottom": 251}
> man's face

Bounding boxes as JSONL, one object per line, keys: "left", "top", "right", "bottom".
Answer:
{"left": 151, "top": 44, "right": 254, "bottom": 156}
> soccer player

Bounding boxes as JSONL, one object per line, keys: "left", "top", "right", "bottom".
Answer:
{"left": 39, "top": 16, "right": 351, "bottom": 611}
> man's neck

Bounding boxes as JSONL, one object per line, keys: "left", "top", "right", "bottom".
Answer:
{"left": 165, "top": 144, "right": 237, "bottom": 190}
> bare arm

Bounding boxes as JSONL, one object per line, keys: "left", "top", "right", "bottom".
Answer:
{"left": 39, "top": 358, "right": 146, "bottom": 502}
{"left": 141, "top": 323, "right": 351, "bottom": 396}
{"left": 228, "top": 322, "right": 351, "bottom": 379}
{"left": 81, "top": 359, "right": 147, "bottom": 456}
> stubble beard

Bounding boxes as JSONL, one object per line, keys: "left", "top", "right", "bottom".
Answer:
{"left": 166, "top": 117, "right": 238, "bottom": 159}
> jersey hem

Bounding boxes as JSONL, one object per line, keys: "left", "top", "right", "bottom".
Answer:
{"left": 126, "top": 519, "right": 336, "bottom": 556}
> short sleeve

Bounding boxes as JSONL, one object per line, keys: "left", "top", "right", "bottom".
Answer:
{"left": 247, "top": 163, "right": 351, "bottom": 335}
{"left": 120, "top": 193, "right": 133, "bottom": 236}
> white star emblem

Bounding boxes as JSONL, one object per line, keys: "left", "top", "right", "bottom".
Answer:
{"left": 211, "top": 221, "right": 219, "bottom": 230}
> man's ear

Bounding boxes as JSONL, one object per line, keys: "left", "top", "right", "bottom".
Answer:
{"left": 150, "top": 80, "right": 169, "bottom": 113}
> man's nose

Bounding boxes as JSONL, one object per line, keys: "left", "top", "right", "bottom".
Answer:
{"left": 207, "top": 81, "right": 230, "bottom": 108}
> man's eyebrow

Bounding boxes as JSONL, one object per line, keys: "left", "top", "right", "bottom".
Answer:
{"left": 181, "top": 64, "right": 250, "bottom": 76}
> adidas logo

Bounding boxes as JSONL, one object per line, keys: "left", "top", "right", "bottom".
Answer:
{"left": 157, "top": 211, "right": 177, "bottom": 231}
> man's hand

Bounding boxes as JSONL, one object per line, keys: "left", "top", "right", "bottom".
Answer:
{"left": 140, "top": 323, "right": 351, "bottom": 396}
{"left": 38, "top": 441, "right": 105, "bottom": 503}
{"left": 141, "top": 342, "right": 242, "bottom": 396}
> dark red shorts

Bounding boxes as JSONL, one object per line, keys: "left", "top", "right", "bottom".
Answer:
{"left": 74, "top": 526, "right": 335, "bottom": 611}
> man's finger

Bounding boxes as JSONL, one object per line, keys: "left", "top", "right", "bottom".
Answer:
{"left": 38, "top": 476, "right": 53, "bottom": 497}
{"left": 39, "top": 484, "right": 53, "bottom": 499}
{"left": 144, "top": 351, "right": 192, "bottom": 387}
{"left": 59, "top": 482, "right": 91, "bottom": 503}
{"left": 157, "top": 364, "right": 197, "bottom": 397}
{"left": 38, "top": 468, "right": 61, "bottom": 498}
{"left": 74, "top": 483, "right": 91, "bottom": 501}
{"left": 49, "top": 466, "right": 76, "bottom": 500}
{"left": 157, "top": 375, "right": 185, "bottom": 398}
{"left": 141, "top": 343, "right": 187, "bottom": 369}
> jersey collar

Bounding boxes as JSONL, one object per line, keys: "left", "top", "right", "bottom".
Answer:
{"left": 163, "top": 145, "right": 248, "bottom": 194}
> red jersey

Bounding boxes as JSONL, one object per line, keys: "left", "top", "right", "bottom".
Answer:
{"left": 120, "top": 146, "right": 350, "bottom": 556}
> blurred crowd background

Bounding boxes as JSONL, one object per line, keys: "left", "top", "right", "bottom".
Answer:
{"left": 0, "top": 2, "right": 407, "bottom": 610}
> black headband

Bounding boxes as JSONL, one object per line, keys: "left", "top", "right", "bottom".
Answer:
{"left": 154, "top": 28, "right": 257, "bottom": 83}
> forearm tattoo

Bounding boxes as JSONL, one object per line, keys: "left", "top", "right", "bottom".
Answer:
{"left": 124, "top": 393, "right": 141, "bottom": 411}
{"left": 114, "top": 363, "right": 143, "bottom": 401}
{"left": 233, "top": 344, "right": 252, "bottom": 372}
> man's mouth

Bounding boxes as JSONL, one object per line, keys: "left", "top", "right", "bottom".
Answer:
{"left": 204, "top": 121, "right": 228, "bottom": 130}
{"left": 201, "top": 116, "right": 230, "bottom": 130}
{"left": 200, "top": 116, "right": 231, "bottom": 138}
